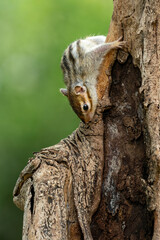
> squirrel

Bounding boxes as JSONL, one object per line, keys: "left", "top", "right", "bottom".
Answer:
{"left": 60, "top": 35, "right": 125, "bottom": 123}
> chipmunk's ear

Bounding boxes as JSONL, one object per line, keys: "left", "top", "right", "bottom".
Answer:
{"left": 60, "top": 88, "right": 68, "bottom": 97}
{"left": 74, "top": 85, "right": 87, "bottom": 95}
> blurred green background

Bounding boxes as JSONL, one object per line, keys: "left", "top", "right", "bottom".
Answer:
{"left": 0, "top": 0, "right": 113, "bottom": 239}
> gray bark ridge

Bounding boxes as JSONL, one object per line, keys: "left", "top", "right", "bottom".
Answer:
{"left": 13, "top": 98, "right": 108, "bottom": 240}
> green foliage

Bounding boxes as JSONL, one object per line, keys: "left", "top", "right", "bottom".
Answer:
{"left": 0, "top": 0, "right": 113, "bottom": 239}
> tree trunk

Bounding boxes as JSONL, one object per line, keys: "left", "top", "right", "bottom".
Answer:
{"left": 13, "top": 0, "right": 160, "bottom": 239}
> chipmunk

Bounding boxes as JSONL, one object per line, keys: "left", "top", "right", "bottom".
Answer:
{"left": 60, "top": 36, "right": 125, "bottom": 123}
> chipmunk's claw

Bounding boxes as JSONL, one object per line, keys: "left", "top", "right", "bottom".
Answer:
{"left": 115, "top": 36, "right": 126, "bottom": 49}
{"left": 117, "top": 36, "right": 123, "bottom": 41}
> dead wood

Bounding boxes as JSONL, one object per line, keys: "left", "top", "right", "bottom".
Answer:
{"left": 13, "top": 0, "right": 160, "bottom": 239}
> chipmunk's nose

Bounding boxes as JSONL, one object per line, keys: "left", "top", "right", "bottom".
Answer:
{"left": 83, "top": 112, "right": 95, "bottom": 123}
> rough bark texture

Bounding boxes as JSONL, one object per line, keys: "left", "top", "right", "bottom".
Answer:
{"left": 13, "top": 0, "right": 160, "bottom": 239}
{"left": 99, "top": 0, "right": 159, "bottom": 239}
{"left": 91, "top": 57, "right": 153, "bottom": 240}
{"left": 13, "top": 98, "right": 110, "bottom": 240}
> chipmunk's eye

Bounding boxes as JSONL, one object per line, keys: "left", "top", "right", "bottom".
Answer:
{"left": 83, "top": 104, "right": 89, "bottom": 111}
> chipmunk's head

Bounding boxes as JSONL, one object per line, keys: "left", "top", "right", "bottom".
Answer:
{"left": 60, "top": 85, "right": 95, "bottom": 123}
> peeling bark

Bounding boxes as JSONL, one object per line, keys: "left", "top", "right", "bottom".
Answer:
{"left": 13, "top": 0, "right": 160, "bottom": 239}
{"left": 13, "top": 105, "right": 108, "bottom": 240}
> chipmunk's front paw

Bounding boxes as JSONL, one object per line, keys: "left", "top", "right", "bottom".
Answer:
{"left": 114, "top": 36, "right": 127, "bottom": 49}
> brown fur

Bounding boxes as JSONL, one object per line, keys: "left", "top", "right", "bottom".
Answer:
{"left": 68, "top": 93, "right": 85, "bottom": 121}
{"left": 97, "top": 31, "right": 122, "bottom": 100}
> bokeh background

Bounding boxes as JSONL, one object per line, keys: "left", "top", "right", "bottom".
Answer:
{"left": 0, "top": 0, "right": 113, "bottom": 239}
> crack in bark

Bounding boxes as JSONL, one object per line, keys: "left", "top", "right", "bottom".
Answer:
{"left": 30, "top": 184, "right": 35, "bottom": 221}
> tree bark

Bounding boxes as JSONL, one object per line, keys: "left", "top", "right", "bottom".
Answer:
{"left": 13, "top": 0, "right": 160, "bottom": 239}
